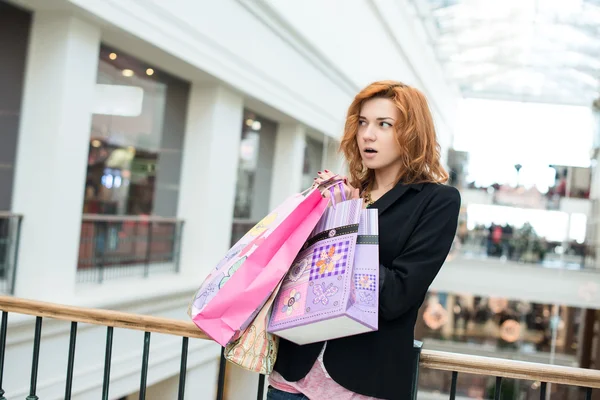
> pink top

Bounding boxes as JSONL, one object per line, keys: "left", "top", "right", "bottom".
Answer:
{"left": 268, "top": 344, "right": 381, "bottom": 399}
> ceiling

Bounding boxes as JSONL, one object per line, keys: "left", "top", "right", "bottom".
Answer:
{"left": 409, "top": 0, "right": 600, "bottom": 106}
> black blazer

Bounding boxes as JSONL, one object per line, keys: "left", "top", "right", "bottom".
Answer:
{"left": 274, "top": 182, "right": 461, "bottom": 399}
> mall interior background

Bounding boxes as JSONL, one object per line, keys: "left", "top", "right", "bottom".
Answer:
{"left": 0, "top": 0, "right": 599, "bottom": 399}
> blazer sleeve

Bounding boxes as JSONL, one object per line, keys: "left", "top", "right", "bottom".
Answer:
{"left": 378, "top": 185, "right": 460, "bottom": 321}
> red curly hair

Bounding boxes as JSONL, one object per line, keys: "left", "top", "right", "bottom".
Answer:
{"left": 340, "top": 80, "right": 448, "bottom": 192}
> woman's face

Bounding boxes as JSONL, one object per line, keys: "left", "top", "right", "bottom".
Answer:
{"left": 356, "top": 97, "right": 402, "bottom": 172}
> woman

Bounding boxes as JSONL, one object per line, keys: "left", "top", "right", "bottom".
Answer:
{"left": 268, "top": 81, "right": 460, "bottom": 400}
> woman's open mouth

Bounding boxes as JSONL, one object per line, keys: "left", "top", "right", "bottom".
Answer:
{"left": 363, "top": 148, "right": 377, "bottom": 158}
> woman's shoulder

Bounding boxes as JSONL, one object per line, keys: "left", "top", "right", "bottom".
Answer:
{"left": 423, "top": 182, "right": 461, "bottom": 201}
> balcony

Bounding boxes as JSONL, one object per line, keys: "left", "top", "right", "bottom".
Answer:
{"left": 77, "top": 215, "right": 184, "bottom": 284}
{"left": 436, "top": 227, "right": 600, "bottom": 309}
{"left": 0, "top": 213, "right": 22, "bottom": 295}
{"left": 0, "top": 296, "right": 598, "bottom": 399}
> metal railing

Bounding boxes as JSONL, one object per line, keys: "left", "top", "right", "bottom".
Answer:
{"left": 0, "top": 213, "right": 22, "bottom": 295}
{"left": 0, "top": 296, "right": 597, "bottom": 400}
{"left": 455, "top": 229, "right": 591, "bottom": 270}
{"left": 77, "top": 215, "right": 184, "bottom": 283}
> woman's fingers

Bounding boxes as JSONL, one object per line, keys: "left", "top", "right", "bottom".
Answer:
{"left": 317, "top": 170, "right": 338, "bottom": 182}
{"left": 316, "top": 171, "right": 357, "bottom": 204}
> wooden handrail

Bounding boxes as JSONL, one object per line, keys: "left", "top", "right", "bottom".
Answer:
{"left": 0, "top": 296, "right": 207, "bottom": 340}
{"left": 421, "top": 349, "right": 600, "bottom": 389}
{"left": 0, "top": 296, "right": 599, "bottom": 389}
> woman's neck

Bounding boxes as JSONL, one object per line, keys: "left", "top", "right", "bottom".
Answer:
{"left": 372, "top": 167, "right": 398, "bottom": 192}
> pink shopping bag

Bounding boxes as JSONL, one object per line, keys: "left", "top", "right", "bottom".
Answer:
{"left": 189, "top": 186, "right": 330, "bottom": 346}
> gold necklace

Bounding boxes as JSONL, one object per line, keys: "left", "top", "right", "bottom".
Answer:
{"left": 363, "top": 192, "right": 374, "bottom": 208}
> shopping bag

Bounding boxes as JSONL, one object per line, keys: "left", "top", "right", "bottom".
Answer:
{"left": 223, "top": 280, "right": 283, "bottom": 374}
{"left": 268, "top": 192, "right": 379, "bottom": 345}
{"left": 188, "top": 183, "right": 332, "bottom": 346}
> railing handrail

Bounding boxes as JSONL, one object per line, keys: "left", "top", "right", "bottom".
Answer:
{"left": 81, "top": 214, "right": 182, "bottom": 223}
{"left": 0, "top": 211, "right": 23, "bottom": 218}
{"left": 1, "top": 296, "right": 599, "bottom": 389}
{"left": 420, "top": 349, "right": 600, "bottom": 389}
{"left": 0, "top": 296, "right": 207, "bottom": 340}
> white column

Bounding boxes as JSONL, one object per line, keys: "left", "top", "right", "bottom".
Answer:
{"left": 269, "top": 124, "right": 306, "bottom": 209}
{"left": 177, "top": 84, "right": 243, "bottom": 278}
{"left": 12, "top": 13, "right": 100, "bottom": 301}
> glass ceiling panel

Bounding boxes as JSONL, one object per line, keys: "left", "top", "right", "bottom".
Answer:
{"left": 410, "top": 0, "right": 600, "bottom": 105}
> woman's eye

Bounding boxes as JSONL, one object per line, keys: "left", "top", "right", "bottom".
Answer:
{"left": 380, "top": 122, "right": 392, "bottom": 128}
{"left": 358, "top": 120, "right": 367, "bottom": 126}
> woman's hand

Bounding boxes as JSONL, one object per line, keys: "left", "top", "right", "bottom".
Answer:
{"left": 315, "top": 170, "right": 360, "bottom": 204}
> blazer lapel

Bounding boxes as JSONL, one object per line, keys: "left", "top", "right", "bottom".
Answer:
{"left": 376, "top": 183, "right": 424, "bottom": 216}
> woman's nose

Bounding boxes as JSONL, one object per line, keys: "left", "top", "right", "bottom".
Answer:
{"left": 363, "top": 125, "right": 376, "bottom": 140}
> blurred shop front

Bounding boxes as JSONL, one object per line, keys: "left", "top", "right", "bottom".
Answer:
{"left": 416, "top": 291, "right": 598, "bottom": 399}
{"left": 84, "top": 44, "right": 189, "bottom": 217}
{"left": 78, "top": 44, "right": 190, "bottom": 279}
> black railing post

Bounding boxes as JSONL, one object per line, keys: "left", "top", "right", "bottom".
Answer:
{"left": 539, "top": 382, "right": 546, "bottom": 399}
{"left": 216, "top": 347, "right": 227, "bottom": 400}
{"left": 257, "top": 374, "right": 266, "bottom": 400}
{"left": 64, "top": 321, "right": 78, "bottom": 400}
{"left": 449, "top": 371, "right": 458, "bottom": 400}
{"left": 411, "top": 340, "right": 423, "bottom": 400}
{"left": 144, "top": 222, "right": 153, "bottom": 278}
{"left": 26, "top": 316, "right": 43, "bottom": 400}
{"left": 10, "top": 216, "right": 22, "bottom": 295}
{"left": 494, "top": 376, "right": 503, "bottom": 400}
{"left": 178, "top": 337, "right": 189, "bottom": 400}
{"left": 0, "top": 312, "right": 8, "bottom": 400}
{"left": 102, "top": 326, "right": 114, "bottom": 400}
{"left": 139, "top": 332, "right": 151, "bottom": 399}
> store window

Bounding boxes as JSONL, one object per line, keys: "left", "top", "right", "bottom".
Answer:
{"left": 0, "top": 1, "right": 30, "bottom": 278}
{"left": 233, "top": 110, "right": 277, "bottom": 220}
{"left": 302, "top": 136, "right": 324, "bottom": 191}
{"left": 0, "top": 1, "right": 31, "bottom": 210}
{"left": 84, "top": 45, "right": 190, "bottom": 216}
{"left": 416, "top": 291, "right": 588, "bottom": 398}
{"left": 231, "top": 111, "right": 277, "bottom": 244}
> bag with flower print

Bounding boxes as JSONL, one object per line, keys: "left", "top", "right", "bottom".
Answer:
{"left": 223, "top": 280, "right": 283, "bottom": 374}
{"left": 268, "top": 187, "right": 379, "bottom": 344}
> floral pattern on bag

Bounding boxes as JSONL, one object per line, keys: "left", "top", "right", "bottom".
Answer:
{"left": 224, "top": 281, "right": 282, "bottom": 374}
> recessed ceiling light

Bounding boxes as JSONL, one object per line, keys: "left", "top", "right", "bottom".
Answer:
{"left": 109, "top": 53, "right": 117, "bottom": 60}
{"left": 122, "top": 69, "right": 134, "bottom": 77}
{"left": 146, "top": 68, "right": 154, "bottom": 76}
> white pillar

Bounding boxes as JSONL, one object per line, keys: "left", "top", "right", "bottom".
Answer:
{"left": 12, "top": 13, "right": 100, "bottom": 301}
{"left": 269, "top": 124, "right": 306, "bottom": 209}
{"left": 177, "top": 84, "right": 243, "bottom": 278}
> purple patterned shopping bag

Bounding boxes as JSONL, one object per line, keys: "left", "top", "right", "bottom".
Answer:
{"left": 267, "top": 197, "right": 379, "bottom": 345}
